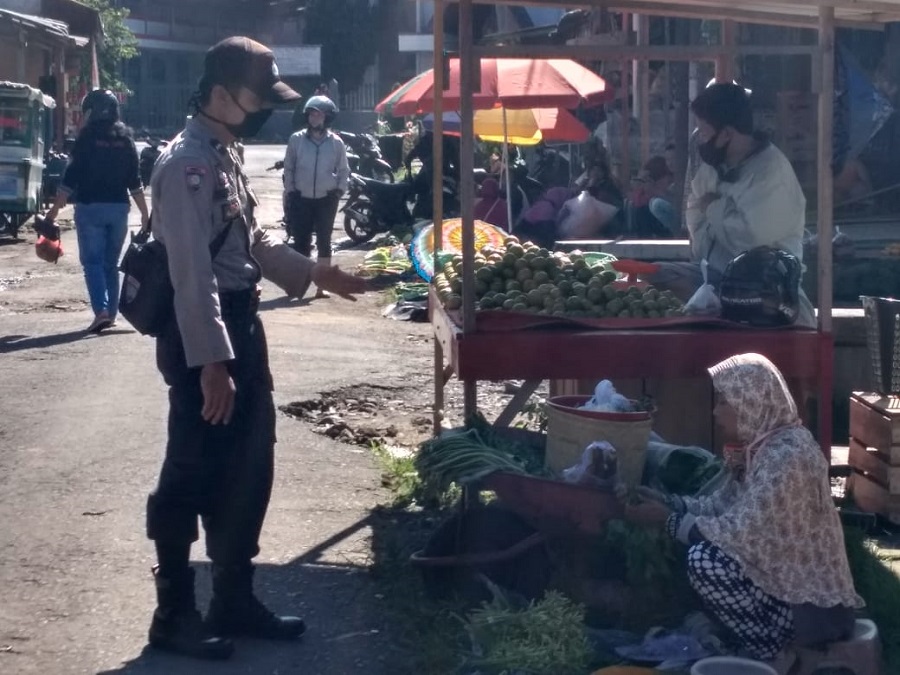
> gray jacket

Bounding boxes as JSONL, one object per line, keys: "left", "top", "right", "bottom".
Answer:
{"left": 283, "top": 129, "right": 350, "bottom": 199}
{"left": 151, "top": 117, "right": 314, "bottom": 368}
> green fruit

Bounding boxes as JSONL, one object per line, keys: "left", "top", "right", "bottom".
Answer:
{"left": 576, "top": 268, "right": 593, "bottom": 283}
{"left": 606, "top": 298, "right": 624, "bottom": 314}
{"left": 665, "top": 308, "right": 681, "bottom": 317}
{"left": 522, "top": 279, "right": 537, "bottom": 293}
{"left": 572, "top": 282, "right": 587, "bottom": 297}
{"left": 503, "top": 253, "right": 517, "bottom": 267}
{"left": 587, "top": 286, "right": 604, "bottom": 303}
{"left": 647, "top": 310, "right": 661, "bottom": 318}
{"left": 557, "top": 280, "right": 573, "bottom": 296}
{"left": 565, "top": 296, "right": 582, "bottom": 311}
{"left": 502, "top": 299, "right": 516, "bottom": 310}
{"left": 618, "top": 309, "right": 631, "bottom": 318}
{"left": 573, "top": 258, "right": 588, "bottom": 271}
{"left": 507, "top": 244, "right": 525, "bottom": 258}
{"left": 516, "top": 268, "right": 532, "bottom": 283}
{"left": 523, "top": 251, "right": 536, "bottom": 262}
{"left": 476, "top": 267, "right": 493, "bottom": 283}
{"left": 514, "top": 257, "right": 530, "bottom": 271}
{"left": 533, "top": 270, "right": 550, "bottom": 285}
{"left": 503, "top": 267, "right": 516, "bottom": 279}
{"left": 527, "top": 289, "right": 543, "bottom": 307}
{"left": 490, "top": 279, "right": 505, "bottom": 292}
{"left": 450, "top": 278, "right": 462, "bottom": 294}
{"left": 506, "top": 280, "right": 522, "bottom": 293}
{"left": 446, "top": 294, "right": 462, "bottom": 310}
{"left": 474, "top": 280, "right": 489, "bottom": 296}
{"left": 601, "top": 270, "right": 617, "bottom": 284}
{"left": 544, "top": 296, "right": 556, "bottom": 310}
{"left": 643, "top": 300, "right": 659, "bottom": 312}
{"left": 602, "top": 285, "right": 618, "bottom": 301}
{"left": 512, "top": 302, "right": 528, "bottom": 312}
{"left": 479, "top": 298, "right": 494, "bottom": 310}
{"left": 493, "top": 293, "right": 507, "bottom": 306}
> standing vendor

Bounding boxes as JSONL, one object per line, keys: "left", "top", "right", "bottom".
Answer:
{"left": 623, "top": 353, "right": 863, "bottom": 668}
{"left": 650, "top": 84, "right": 814, "bottom": 326}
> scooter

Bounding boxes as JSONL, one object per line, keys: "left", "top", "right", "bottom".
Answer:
{"left": 139, "top": 138, "right": 168, "bottom": 186}
{"left": 337, "top": 130, "right": 394, "bottom": 182}
{"left": 41, "top": 149, "right": 69, "bottom": 208}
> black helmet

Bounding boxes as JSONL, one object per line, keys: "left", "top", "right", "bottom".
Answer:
{"left": 303, "top": 95, "right": 337, "bottom": 126}
{"left": 82, "top": 89, "right": 120, "bottom": 124}
{"left": 719, "top": 246, "right": 802, "bottom": 326}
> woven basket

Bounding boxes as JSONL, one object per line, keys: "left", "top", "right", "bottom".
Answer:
{"left": 545, "top": 395, "right": 652, "bottom": 487}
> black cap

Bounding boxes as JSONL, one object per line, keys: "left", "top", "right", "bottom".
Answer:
{"left": 204, "top": 36, "right": 301, "bottom": 104}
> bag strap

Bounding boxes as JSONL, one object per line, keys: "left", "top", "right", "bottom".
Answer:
{"left": 139, "top": 212, "right": 231, "bottom": 259}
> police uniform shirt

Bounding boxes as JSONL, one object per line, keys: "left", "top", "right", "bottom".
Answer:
{"left": 151, "top": 117, "right": 315, "bottom": 368}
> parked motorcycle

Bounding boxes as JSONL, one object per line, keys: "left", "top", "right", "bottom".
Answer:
{"left": 139, "top": 138, "right": 168, "bottom": 187}
{"left": 41, "top": 149, "right": 69, "bottom": 208}
{"left": 337, "top": 130, "right": 394, "bottom": 183}
{"left": 341, "top": 170, "right": 459, "bottom": 244}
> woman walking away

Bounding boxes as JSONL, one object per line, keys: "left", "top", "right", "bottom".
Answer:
{"left": 283, "top": 95, "right": 350, "bottom": 298}
{"left": 47, "top": 89, "right": 150, "bottom": 333}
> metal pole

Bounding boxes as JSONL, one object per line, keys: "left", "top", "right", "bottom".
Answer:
{"left": 458, "top": 0, "right": 478, "bottom": 418}
{"left": 817, "top": 6, "right": 835, "bottom": 334}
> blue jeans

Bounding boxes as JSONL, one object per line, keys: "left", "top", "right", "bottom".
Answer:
{"left": 74, "top": 202, "right": 130, "bottom": 317}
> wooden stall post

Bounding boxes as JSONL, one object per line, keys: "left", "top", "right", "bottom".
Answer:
{"left": 619, "top": 13, "right": 631, "bottom": 185}
{"left": 715, "top": 19, "right": 736, "bottom": 83}
{"left": 432, "top": 0, "right": 445, "bottom": 436}
{"left": 817, "top": 5, "right": 835, "bottom": 334}
{"left": 458, "top": 0, "right": 479, "bottom": 416}
{"left": 635, "top": 14, "right": 651, "bottom": 164}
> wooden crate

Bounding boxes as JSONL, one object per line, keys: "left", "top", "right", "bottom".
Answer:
{"left": 847, "top": 392, "right": 900, "bottom": 523}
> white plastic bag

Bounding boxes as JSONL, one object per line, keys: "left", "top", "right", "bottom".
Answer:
{"left": 580, "top": 379, "right": 633, "bottom": 413}
{"left": 683, "top": 259, "right": 721, "bottom": 316}
{"left": 562, "top": 441, "right": 618, "bottom": 488}
{"left": 556, "top": 191, "right": 619, "bottom": 239}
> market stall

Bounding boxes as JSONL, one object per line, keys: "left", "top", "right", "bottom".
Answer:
{"left": 425, "top": 0, "right": 900, "bottom": 456}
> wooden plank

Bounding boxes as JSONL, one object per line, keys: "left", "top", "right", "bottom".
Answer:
{"left": 850, "top": 395, "right": 899, "bottom": 452}
{"left": 850, "top": 470, "right": 900, "bottom": 524}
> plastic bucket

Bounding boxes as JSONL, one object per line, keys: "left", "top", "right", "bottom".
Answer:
{"left": 545, "top": 395, "right": 652, "bottom": 486}
{"left": 690, "top": 656, "right": 777, "bottom": 675}
{"left": 861, "top": 295, "right": 900, "bottom": 394}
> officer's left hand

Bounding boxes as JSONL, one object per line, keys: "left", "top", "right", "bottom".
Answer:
{"left": 311, "top": 265, "right": 369, "bottom": 301}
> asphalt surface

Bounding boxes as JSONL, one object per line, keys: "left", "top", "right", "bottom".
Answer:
{"left": 0, "top": 144, "right": 435, "bottom": 674}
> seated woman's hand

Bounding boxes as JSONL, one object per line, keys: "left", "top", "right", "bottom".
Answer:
{"left": 624, "top": 499, "right": 671, "bottom": 526}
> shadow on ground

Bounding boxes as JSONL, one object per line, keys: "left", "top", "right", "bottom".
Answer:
{"left": 95, "top": 514, "right": 413, "bottom": 675}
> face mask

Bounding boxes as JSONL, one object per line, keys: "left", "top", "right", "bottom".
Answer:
{"left": 226, "top": 107, "right": 272, "bottom": 139}
{"left": 698, "top": 131, "right": 728, "bottom": 167}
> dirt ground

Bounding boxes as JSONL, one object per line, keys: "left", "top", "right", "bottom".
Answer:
{"left": 0, "top": 144, "right": 524, "bottom": 675}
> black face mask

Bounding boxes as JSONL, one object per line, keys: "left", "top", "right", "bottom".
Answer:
{"left": 226, "top": 107, "right": 272, "bottom": 139}
{"left": 698, "top": 130, "right": 729, "bottom": 168}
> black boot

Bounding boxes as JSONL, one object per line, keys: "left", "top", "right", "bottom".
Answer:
{"left": 148, "top": 566, "right": 234, "bottom": 660}
{"left": 206, "top": 563, "right": 306, "bottom": 640}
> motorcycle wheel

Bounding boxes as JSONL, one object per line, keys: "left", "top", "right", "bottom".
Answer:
{"left": 343, "top": 205, "right": 377, "bottom": 244}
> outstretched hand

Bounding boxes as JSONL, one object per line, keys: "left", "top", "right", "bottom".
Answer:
{"left": 311, "top": 264, "right": 369, "bottom": 301}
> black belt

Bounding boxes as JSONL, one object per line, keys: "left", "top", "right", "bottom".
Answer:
{"left": 219, "top": 287, "right": 260, "bottom": 317}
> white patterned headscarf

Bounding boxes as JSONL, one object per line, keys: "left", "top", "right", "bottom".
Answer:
{"left": 693, "top": 353, "right": 863, "bottom": 608}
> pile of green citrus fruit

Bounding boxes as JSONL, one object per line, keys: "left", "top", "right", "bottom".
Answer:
{"left": 433, "top": 236, "right": 684, "bottom": 319}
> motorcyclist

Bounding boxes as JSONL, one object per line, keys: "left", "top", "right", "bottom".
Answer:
{"left": 282, "top": 95, "right": 350, "bottom": 297}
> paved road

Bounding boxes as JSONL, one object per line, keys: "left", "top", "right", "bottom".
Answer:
{"left": 0, "top": 145, "right": 432, "bottom": 674}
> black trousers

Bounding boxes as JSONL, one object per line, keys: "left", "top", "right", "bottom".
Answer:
{"left": 286, "top": 192, "right": 339, "bottom": 259}
{"left": 147, "top": 290, "right": 276, "bottom": 566}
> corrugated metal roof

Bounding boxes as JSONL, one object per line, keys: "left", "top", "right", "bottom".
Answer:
{"left": 0, "top": 7, "right": 89, "bottom": 45}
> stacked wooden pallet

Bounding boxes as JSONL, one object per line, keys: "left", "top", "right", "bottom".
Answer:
{"left": 848, "top": 391, "right": 900, "bottom": 524}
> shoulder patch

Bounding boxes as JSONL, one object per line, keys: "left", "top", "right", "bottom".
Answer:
{"left": 185, "top": 165, "right": 207, "bottom": 191}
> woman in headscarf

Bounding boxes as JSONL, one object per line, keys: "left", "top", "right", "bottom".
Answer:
{"left": 624, "top": 353, "right": 863, "bottom": 666}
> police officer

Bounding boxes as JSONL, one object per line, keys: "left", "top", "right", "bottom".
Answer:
{"left": 146, "top": 37, "right": 367, "bottom": 660}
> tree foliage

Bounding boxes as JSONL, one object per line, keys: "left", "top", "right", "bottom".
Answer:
{"left": 302, "top": 0, "right": 378, "bottom": 97}
{"left": 80, "top": 0, "right": 139, "bottom": 93}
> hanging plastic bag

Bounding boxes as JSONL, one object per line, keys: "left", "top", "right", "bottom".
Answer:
{"left": 581, "top": 379, "right": 633, "bottom": 413}
{"left": 683, "top": 259, "right": 721, "bottom": 316}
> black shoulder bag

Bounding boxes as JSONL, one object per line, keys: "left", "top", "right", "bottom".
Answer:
{"left": 119, "top": 218, "right": 233, "bottom": 337}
